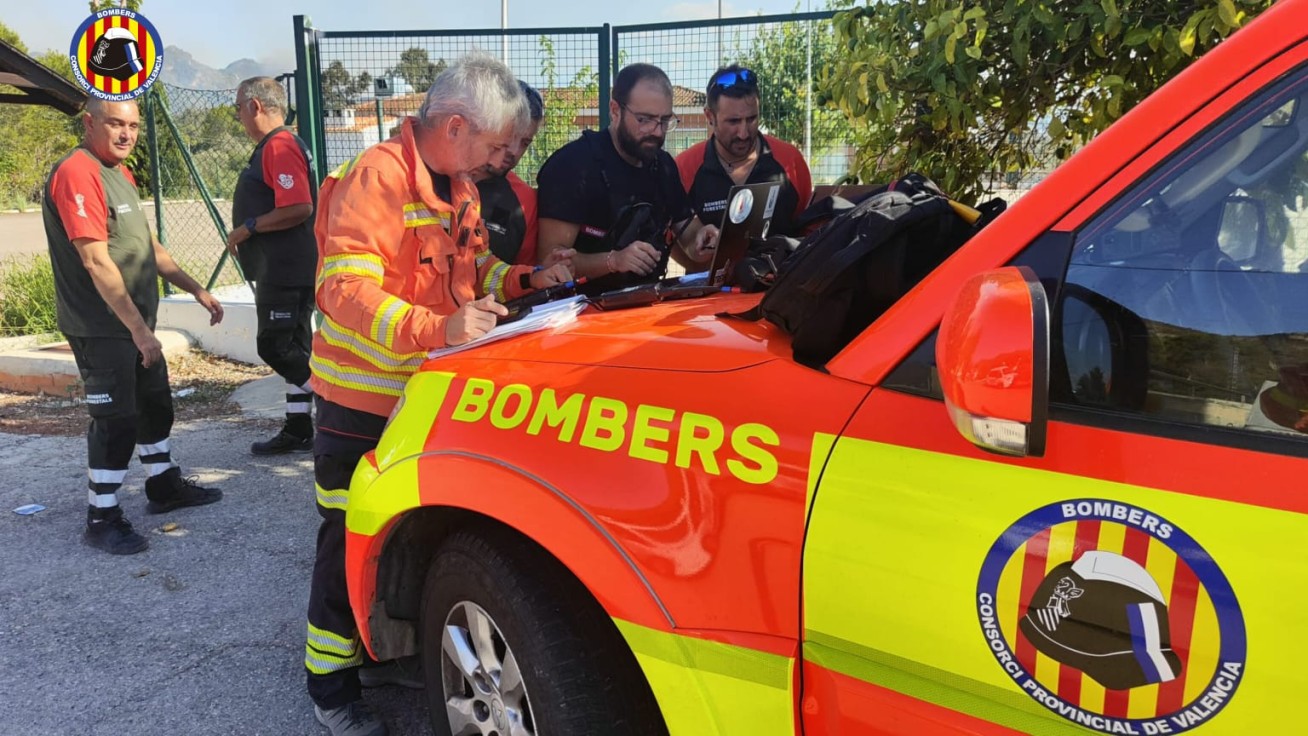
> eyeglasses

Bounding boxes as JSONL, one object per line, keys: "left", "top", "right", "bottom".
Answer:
{"left": 709, "top": 68, "right": 757, "bottom": 93}
{"left": 621, "top": 104, "right": 679, "bottom": 132}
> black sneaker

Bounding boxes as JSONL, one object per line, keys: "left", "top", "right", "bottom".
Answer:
{"left": 359, "top": 656, "right": 423, "bottom": 689}
{"left": 144, "top": 467, "right": 223, "bottom": 514}
{"left": 251, "top": 428, "right": 313, "bottom": 456}
{"left": 84, "top": 512, "right": 149, "bottom": 555}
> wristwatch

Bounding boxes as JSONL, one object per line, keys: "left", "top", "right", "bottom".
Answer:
{"left": 244, "top": 217, "right": 258, "bottom": 234}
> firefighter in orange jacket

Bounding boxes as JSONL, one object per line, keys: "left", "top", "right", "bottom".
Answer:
{"left": 303, "top": 53, "right": 573, "bottom": 736}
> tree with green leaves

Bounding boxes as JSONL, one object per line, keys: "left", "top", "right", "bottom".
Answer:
{"left": 820, "top": 0, "right": 1278, "bottom": 200}
{"left": 735, "top": 14, "right": 852, "bottom": 159}
{"left": 0, "top": 23, "right": 81, "bottom": 208}
{"left": 89, "top": 0, "right": 143, "bottom": 11}
{"left": 388, "top": 47, "right": 448, "bottom": 95}
{"left": 516, "top": 35, "right": 597, "bottom": 185}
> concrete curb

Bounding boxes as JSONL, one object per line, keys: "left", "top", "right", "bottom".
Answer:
{"left": 0, "top": 329, "right": 193, "bottom": 395}
{"left": 230, "top": 374, "right": 290, "bottom": 422}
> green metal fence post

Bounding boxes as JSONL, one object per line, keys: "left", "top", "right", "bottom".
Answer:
{"left": 154, "top": 100, "right": 248, "bottom": 290}
{"left": 599, "top": 24, "right": 612, "bottom": 130}
{"left": 143, "top": 88, "right": 170, "bottom": 295}
{"left": 293, "top": 15, "right": 326, "bottom": 180}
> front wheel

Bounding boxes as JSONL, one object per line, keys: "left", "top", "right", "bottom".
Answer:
{"left": 421, "top": 527, "right": 667, "bottom": 736}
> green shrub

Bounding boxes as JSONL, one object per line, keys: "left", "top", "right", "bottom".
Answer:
{"left": 0, "top": 254, "right": 58, "bottom": 337}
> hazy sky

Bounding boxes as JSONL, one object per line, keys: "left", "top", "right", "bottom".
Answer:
{"left": 5, "top": 1, "right": 825, "bottom": 71}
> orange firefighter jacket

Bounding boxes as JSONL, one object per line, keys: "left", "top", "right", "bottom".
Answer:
{"left": 310, "top": 116, "right": 535, "bottom": 417}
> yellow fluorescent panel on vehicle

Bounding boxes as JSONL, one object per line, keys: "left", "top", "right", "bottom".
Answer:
{"left": 804, "top": 437, "right": 1305, "bottom": 734}
{"left": 615, "top": 619, "right": 794, "bottom": 736}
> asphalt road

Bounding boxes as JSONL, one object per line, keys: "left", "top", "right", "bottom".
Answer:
{"left": 0, "top": 203, "right": 239, "bottom": 287}
{"left": 0, "top": 409, "right": 431, "bottom": 735}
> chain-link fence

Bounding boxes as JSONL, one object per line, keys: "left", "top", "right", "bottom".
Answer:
{"left": 314, "top": 28, "right": 605, "bottom": 185}
{"left": 146, "top": 82, "right": 250, "bottom": 292}
{"left": 613, "top": 13, "right": 852, "bottom": 184}
{"left": 302, "top": 12, "right": 855, "bottom": 186}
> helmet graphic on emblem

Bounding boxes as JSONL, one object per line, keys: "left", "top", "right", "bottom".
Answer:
{"left": 88, "top": 27, "right": 144, "bottom": 82}
{"left": 1020, "top": 550, "right": 1182, "bottom": 690}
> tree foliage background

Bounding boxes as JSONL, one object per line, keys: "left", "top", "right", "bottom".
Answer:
{"left": 821, "top": 0, "right": 1279, "bottom": 200}
{"left": 0, "top": 23, "right": 81, "bottom": 209}
{"left": 735, "top": 14, "right": 853, "bottom": 160}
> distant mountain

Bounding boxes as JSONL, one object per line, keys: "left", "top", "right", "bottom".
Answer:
{"left": 161, "top": 46, "right": 285, "bottom": 90}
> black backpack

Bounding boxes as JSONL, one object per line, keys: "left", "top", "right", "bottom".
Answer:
{"left": 725, "top": 173, "right": 1005, "bottom": 368}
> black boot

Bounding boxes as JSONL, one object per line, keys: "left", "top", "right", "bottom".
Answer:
{"left": 84, "top": 506, "right": 149, "bottom": 555}
{"left": 251, "top": 414, "right": 313, "bottom": 456}
{"left": 144, "top": 467, "right": 223, "bottom": 514}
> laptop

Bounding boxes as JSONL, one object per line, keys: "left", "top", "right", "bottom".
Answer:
{"left": 594, "top": 181, "right": 781, "bottom": 309}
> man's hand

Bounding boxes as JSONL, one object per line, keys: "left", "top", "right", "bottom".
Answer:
{"left": 224, "top": 226, "right": 250, "bottom": 259}
{"left": 686, "top": 224, "right": 719, "bottom": 264}
{"left": 611, "top": 241, "right": 662, "bottom": 276}
{"left": 542, "top": 247, "right": 575, "bottom": 270}
{"left": 528, "top": 263, "right": 573, "bottom": 290}
{"left": 132, "top": 327, "right": 164, "bottom": 368}
{"left": 445, "top": 294, "right": 509, "bottom": 346}
{"left": 195, "top": 289, "right": 224, "bottom": 326}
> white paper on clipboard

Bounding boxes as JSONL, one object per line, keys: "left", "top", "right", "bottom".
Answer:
{"left": 427, "top": 295, "right": 587, "bottom": 359}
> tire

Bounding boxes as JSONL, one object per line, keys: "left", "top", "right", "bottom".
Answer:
{"left": 421, "top": 527, "right": 668, "bottom": 736}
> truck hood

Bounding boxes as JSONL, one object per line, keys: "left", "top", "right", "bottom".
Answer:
{"left": 427, "top": 292, "right": 791, "bottom": 372}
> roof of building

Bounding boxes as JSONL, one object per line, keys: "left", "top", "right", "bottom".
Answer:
{"left": 0, "top": 39, "right": 86, "bottom": 114}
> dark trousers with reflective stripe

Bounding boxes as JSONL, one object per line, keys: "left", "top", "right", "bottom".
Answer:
{"left": 306, "top": 397, "right": 387, "bottom": 709}
{"left": 66, "top": 335, "right": 174, "bottom": 510}
{"left": 255, "top": 284, "right": 314, "bottom": 390}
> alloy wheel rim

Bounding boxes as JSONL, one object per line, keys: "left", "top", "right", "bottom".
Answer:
{"left": 440, "top": 600, "right": 536, "bottom": 736}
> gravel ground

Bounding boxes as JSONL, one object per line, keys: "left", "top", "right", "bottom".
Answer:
{"left": 0, "top": 380, "right": 431, "bottom": 735}
{"left": 0, "top": 350, "right": 272, "bottom": 436}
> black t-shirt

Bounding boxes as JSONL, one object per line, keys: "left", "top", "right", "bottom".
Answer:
{"left": 477, "top": 175, "right": 527, "bottom": 264}
{"left": 231, "top": 128, "right": 318, "bottom": 287}
{"left": 426, "top": 167, "right": 452, "bottom": 204}
{"left": 681, "top": 135, "right": 806, "bottom": 237}
{"left": 536, "top": 129, "right": 691, "bottom": 255}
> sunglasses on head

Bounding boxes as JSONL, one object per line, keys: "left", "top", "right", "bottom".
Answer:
{"left": 709, "top": 68, "right": 757, "bottom": 92}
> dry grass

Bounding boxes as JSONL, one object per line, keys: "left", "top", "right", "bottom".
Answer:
{"left": 0, "top": 349, "right": 273, "bottom": 436}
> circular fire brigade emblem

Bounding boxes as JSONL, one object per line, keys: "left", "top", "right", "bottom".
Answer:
{"left": 728, "top": 188, "right": 754, "bottom": 224}
{"left": 68, "top": 8, "right": 164, "bottom": 101}
{"left": 976, "top": 499, "right": 1245, "bottom": 734}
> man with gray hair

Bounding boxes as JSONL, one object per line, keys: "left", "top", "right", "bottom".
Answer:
{"left": 303, "top": 53, "right": 572, "bottom": 736}
{"left": 227, "top": 76, "right": 319, "bottom": 455}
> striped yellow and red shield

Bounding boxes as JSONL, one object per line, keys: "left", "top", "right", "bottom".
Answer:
{"left": 978, "top": 500, "right": 1245, "bottom": 734}
{"left": 68, "top": 9, "right": 163, "bottom": 100}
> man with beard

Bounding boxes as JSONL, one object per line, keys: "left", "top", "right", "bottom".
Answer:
{"left": 676, "top": 65, "right": 812, "bottom": 237}
{"left": 537, "top": 63, "right": 718, "bottom": 282}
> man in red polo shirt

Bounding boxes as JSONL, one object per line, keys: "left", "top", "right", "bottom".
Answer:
{"left": 676, "top": 65, "right": 813, "bottom": 237}
{"left": 43, "top": 98, "right": 225, "bottom": 555}
{"left": 227, "top": 76, "right": 319, "bottom": 455}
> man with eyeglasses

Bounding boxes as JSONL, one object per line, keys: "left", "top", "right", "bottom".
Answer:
{"left": 676, "top": 65, "right": 812, "bottom": 238}
{"left": 537, "top": 63, "right": 719, "bottom": 281}
{"left": 227, "top": 76, "right": 319, "bottom": 455}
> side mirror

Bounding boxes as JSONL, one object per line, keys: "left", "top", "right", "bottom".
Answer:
{"left": 936, "top": 266, "right": 1050, "bottom": 457}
